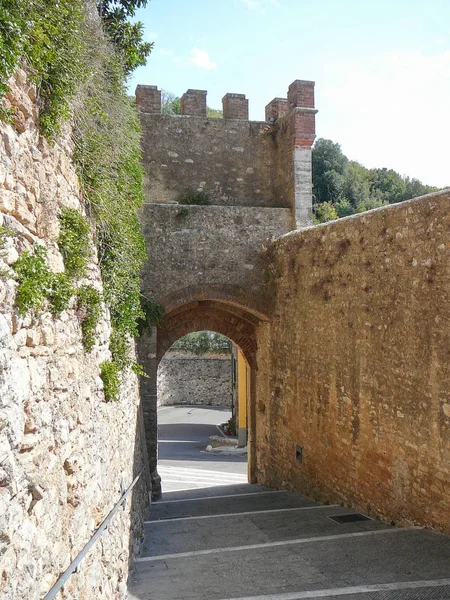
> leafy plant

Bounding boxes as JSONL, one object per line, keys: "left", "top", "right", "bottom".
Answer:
{"left": 100, "top": 360, "right": 121, "bottom": 402}
{"left": 0, "top": 0, "right": 87, "bottom": 138}
{"left": 58, "top": 207, "right": 91, "bottom": 278}
{"left": 179, "top": 191, "right": 211, "bottom": 206}
{"left": 97, "top": 0, "right": 152, "bottom": 74}
{"left": 137, "top": 296, "right": 164, "bottom": 334}
{"left": 76, "top": 284, "right": 102, "bottom": 352}
{"left": 12, "top": 245, "right": 51, "bottom": 315}
{"left": 47, "top": 273, "right": 74, "bottom": 316}
{"left": 0, "top": 225, "right": 14, "bottom": 251}
{"left": 222, "top": 415, "right": 236, "bottom": 437}
{"left": 12, "top": 245, "right": 73, "bottom": 316}
{"left": 0, "top": 106, "right": 14, "bottom": 124}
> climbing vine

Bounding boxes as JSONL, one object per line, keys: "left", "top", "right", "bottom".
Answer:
{"left": 0, "top": 0, "right": 86, "bottom": 136}
{"left": 1, "top": 0, "right": 158, "bottom": 401}
{"left": 58, "top": 208, "right": 91, "bottom": 278}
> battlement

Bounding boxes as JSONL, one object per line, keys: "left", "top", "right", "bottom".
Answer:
{"left": 181, "top": 89, "right": 207, "bottom": 116}
{"left": 137, "top": 78, "right": 317, "bottom": 228}
{"left": 135, "top": 79, "right": 316, "bottom": 123}
{"left": 222, "top": 93, "right": 249, "bottom": 119}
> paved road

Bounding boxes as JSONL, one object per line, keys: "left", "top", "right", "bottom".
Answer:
{"left": 157, "top": 405, "right": 247, "bottom": 496}
{"left": 128, "top": 406, "right": 450, "bottom": 600}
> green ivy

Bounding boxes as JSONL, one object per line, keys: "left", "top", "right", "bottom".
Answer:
{"left": 2, "top": 1, "right": 152, "bottom": 401}
{"left": 58, "top": 208, "right": 91, "bottom": 278}
{"left": 12, "top": 245, "right": 73, "bottom": 316}
{"left": 100, "top": 360, "right": 121, "bottom": 402}
{"left": 0, "top": 0, "right": 87, "bottom": 138}
{"left": 47, "top": 273, "right": 74, "bottom": 316}
{"left": 137, "top": 297, "right": 165, "bottom": 334}
{"left": 76, "top": 284, "right": 102, "bottom": 352}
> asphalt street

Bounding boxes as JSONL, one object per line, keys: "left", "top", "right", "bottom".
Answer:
{"left": 128, "top": 405, "right": 450, "bottom": 600}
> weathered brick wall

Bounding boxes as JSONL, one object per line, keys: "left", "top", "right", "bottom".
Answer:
{"left": 256, "top": 191, "right": 450, "bottom": 532}
{"left": 139, "top": 113, "right": 281, "bottom": 207}
{"left": 157, "top": 353, "right": 232, "bottom": 407}
{"left": 0, "top": 69, "right": 149, "bottom": 600}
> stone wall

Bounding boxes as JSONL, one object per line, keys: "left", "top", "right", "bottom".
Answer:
{"left": 0, "top": 69, "right": 149, "bottom": 600}
{"left": 256, "top": 190, "right": 450, "bottom": 533}
{"left": 140, "top": 204, "right": 292, "bottom": 316}
{"left": 157, "top": 352, "right": 232, "bottom": 407}
{"left": 139, "top": 113, "right": 280, "bottom": 208}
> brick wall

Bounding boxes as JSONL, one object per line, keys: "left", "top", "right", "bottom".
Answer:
{"left": 256, "top": 190, "right": 450, "bottom": 533}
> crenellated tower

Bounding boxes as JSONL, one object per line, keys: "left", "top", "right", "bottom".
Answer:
{"left": 135, "top": 79, "right": 317, "bottom": 229}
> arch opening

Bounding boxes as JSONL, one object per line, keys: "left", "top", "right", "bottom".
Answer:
{"left": 156, "top": 330, "right": 251, "bottom": 498}
{"left": 137, "top": 298, "right": 261, "bottom": 500}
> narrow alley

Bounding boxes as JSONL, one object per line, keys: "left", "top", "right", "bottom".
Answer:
{"left": 128, "top": 407, "right": 450, "bottom": 600}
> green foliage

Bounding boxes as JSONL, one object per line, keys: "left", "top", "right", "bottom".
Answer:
{"left": 161, "top": 90, "right": 180, "bottom": 115}
{"left": 0, "top": 106, "right": 14, "bottom": 123}
{"left": 138, "top": 297, "right": 164, "bottom": 334}
{"left": 97, "top": 0, "right": 152, "bottom": 74}
{"left": 47, "top": 273, "right": 74, "bottom": 316}
{"left": 12, "top": 245, "right": 50, "bottom": 314}
{"left": 76, "top": 284, "right": 102, "bottom": 352}
{"left": 179, "top": 191, "right": 211, "bottom": 206}
{"left": 100, "top": 360, "right": 121, "bottom": 402}
{"left": 58, "top": 208, "right": 91, "bottom": 278}
{"left": 223, "top": 415, "right": 236, "bottom": 437}
{"left": 162, "top": 89, "right": 222, "bottom": 118}
{"left": 0, "top": 0, "right": 87, "bottom": 139}
{"left": 312, "top": 202, "right": 338, "bottom": 225}
{"left": 206, "top": 107, "right": 223, "bottom": 118}
{"left": 172, "top": 331, "right": 231, "bottom": 355}
{"left": 0, "top": 225, "right": 14, "bottom": 250}
{"left": 12, "top": 245, "right": 73, "bottom": 316}
{"left": 312, "top": 138, "right": 439, "bottom": 223}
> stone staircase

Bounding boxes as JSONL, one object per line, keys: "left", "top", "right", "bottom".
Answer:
{"left": 128, "top": 484, "right": 450, "bottom": 600}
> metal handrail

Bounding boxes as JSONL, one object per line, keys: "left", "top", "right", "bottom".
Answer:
{"left": 42, "top": 469, "right": 144, "bottom": 600}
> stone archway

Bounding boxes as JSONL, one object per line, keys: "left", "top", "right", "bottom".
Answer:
{"left": 137, "top": 299, "right": 263, "bottom": 499}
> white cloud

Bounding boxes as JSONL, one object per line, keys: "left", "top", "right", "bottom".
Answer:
{"left": 147, "top": 31, "right": 159, "bottom": 41}
{"left": 236, "top": 0, "right": 279, "bottom": 14}
{"left": 190, "top": 48, "right": 217, "bottom": 70}
{"left": 320, "top": 49, "right": 450, "bottom": 187}
{"left": 158, "top": 47, "right": 218, "bottom": 71}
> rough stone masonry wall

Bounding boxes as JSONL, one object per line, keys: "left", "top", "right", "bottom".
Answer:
{"left": 157, "top": 352, "right": 232, "bottom": 407}
{"left": 0, "top": 70, "right": 149, "bottom": 600}
{"left": 256, "top": 190, "right": 450, "bottom": 533}
{"left": 139, "top": 113, "right": 283, "bottom": 208}
{"left": 140, "top": 204, "right": 292, "bottom": 315}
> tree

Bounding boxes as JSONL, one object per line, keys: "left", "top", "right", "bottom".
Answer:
{"left": 97, "top": 0, "right": 152, "bottom": 74}
{"left": 161, "top": 89, "right": 223, "bottom": 118}
{"left": 312, "top": 138, "right": 439, "bottom": 222}
{"left": 161, "top": 90, "right": 180, "bottom": 115}
{"left": 312, "top": 139, "right": 348, "bottom": 204}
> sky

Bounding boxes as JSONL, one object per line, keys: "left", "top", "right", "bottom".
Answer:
{"left": 129, "top": 0, "right": 450, "bottom": 187}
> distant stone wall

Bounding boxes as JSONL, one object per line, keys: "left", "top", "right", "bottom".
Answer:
{"left": 256, "top": 191, "right": 450, "bottom": 533}
{"left": 0, "top": 69, "right": 148, "bottom": 600}
{"left": 157, "top": 353, "right": 232, "bottom": 407}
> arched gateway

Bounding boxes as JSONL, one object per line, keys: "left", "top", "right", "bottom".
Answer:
{"left": 135, "top": 80, "right": 317, "bottom": 498}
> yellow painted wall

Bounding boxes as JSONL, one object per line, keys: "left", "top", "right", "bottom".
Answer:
{"left": 237, "top": 349, "right": 248, "bottom": 431}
